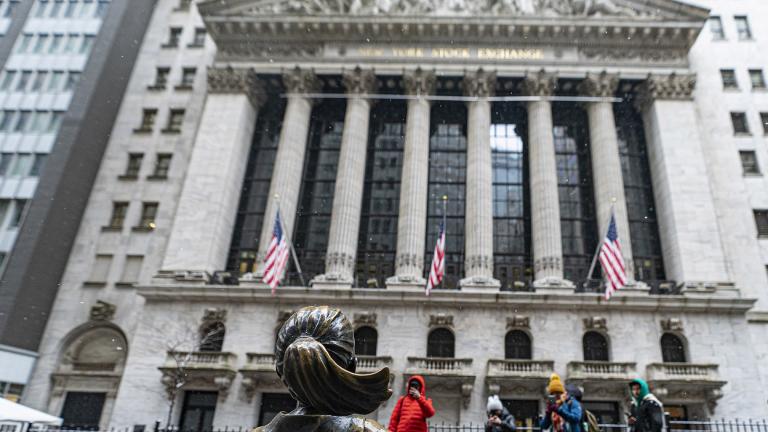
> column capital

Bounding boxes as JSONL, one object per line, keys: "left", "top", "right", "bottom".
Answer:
{"left": 578, "top": 71, "right": 619, "bottom": 98}
{"left": 403, "top": 68, "right": 436, "bottom": 96}
{"left": 207, "top": 66, "right": 265, "bottom": 108}
{"left": 342, "top": 66, "right": 378, "bottom": 95}
{"left": 635, "top": 73, "right": 696, "bottom": 110}
{"left": 282, "top": 66, "right": 322, "bottom": 95}
{"left": 463, "top": 68, "right": 496, "bottom": 98}
{"left": 520, "top": 69, "right": 557, "bottom": 97}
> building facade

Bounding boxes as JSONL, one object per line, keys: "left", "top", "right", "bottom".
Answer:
{"left": 20, "top": 0, "right": 768, "bottom": 429}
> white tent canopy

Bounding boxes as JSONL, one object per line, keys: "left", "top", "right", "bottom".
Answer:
{"left": 0, "top": 398, "right": 63, "bottom": 425}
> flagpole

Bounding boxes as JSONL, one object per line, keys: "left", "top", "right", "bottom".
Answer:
{"left": 585, "top": 200, "right": 616, "bottom": 285}
{"left": 274, "top": 194, "right": 306, "bottom": 287}
{"left": 441, "top": 195, "right": 447, "bottom": 290}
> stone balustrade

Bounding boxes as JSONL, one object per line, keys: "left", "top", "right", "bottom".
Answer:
{"left": 162, "top": 351, "right": 237, "bottom": 369}
{"left": 567, "top": 361, "right": 637, "bottom": 380}
{"left": 406, "top": 357, "right": 473, "bottom": 375}
{"left": 646, "top": 363, "right": 720, "bottom": 382}
{"left": 487, "top": 359, "right": 554, "bottom": 378}
{"left": 243, "top": 353, "right": 277, "bottom": 370}
{"left": 357, "top": 355, "right": 393, "bottom": 373}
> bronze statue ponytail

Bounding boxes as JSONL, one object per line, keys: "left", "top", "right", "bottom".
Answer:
{"left": 275, "top": 306, "right": 392, "bottom": 416}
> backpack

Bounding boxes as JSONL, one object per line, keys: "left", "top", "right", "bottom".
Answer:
{"left": 582, "top": 409, "right": 601, "bottom": 432}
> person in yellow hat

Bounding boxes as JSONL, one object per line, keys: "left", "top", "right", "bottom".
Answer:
{"left": 540, "top": 374, "right": 583, "bottom": 432}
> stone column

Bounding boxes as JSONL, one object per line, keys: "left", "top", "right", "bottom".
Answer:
{"left": 459, "top": 69, "right": 500, "bottom": 291}
{"left": 636, "top": 73, "right": 730, "bottom": 290}
{"left": 578, "top": 71, "right": 636, "bottom": 283}
{"left": 386, "top": 68, "right": 435, "bottom": 289}
{"left": 254, "top": 67, "right": 321, "bottom": 277}
{"left": 160, "top": 67, "right": 264, "bottom": 278}
{"left": 312, "top": 68, "right": 378, "bottom": 288}
{"left": 520, "top": 70, "right": 571, "bottom": 290}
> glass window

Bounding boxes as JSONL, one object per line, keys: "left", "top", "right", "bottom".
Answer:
{"left": 60, "top": 392, "right": 106, "bottom": 430}
{"left": 29, "top": 111, "right": 49, "bottom": 133}
{"left": 16, "top": 70, "right": 32, "bottom": 92}
{"left": 49, "top": 71, "right": 64, "bottom": 91}
{"left": 31, "top": 71, "right": 48, "bottom": 91}
{"left": 165, "top": 27, "right": 182, "bottom": 47}
{"left": 95, "top": 0, "right": 108, "bottom": 17}
{"left": 0, "top": 70, "right": 16, "bottom": 91}
{"left": 354, "top": 326, "right": 378, "bottom": 356}
{"left": 165, "top": 109, "right": 185, "bottom": 132}
{"left": 64, "top": 33, "right": 79, "bottom": 53}
{"left": 749, "top": 69, "right": 766, "bottom": 89}
{"left": 427, "top": 328, "right": 454, "bottom": 358}
{"left": 720, "top": 69, "right": 738, "bottom": 89}
{"left": 108, "top": 202, "right": 128, "bottom": 228}
{"left": 180, "top": 67, "right": 196, "bottom": 87}
{"left": 153, "top": 67, "right": 170, "bottom": 88}
{"left": 190, "top": 28, "right": 206, "bottom": 47}
{"left": 9, "top": 199, "right": 28, "bottom": 227}
{"left": 178, "top": 391, "right": 217, "bottom": 432}
{"left": 65, "top": 71, "right": 81, "bottom": 91}
{"left": 64, "top": 0, "right": 77, "bottom": 17}
{"left": 16, "top": 34, "right": 33, "bottom": 53}
{"left": 137, "top": 108, "right": 157, "bottom": 131}
{"left": 79, "top": 0, "right": 92, "bottom": 16}
{"left": 0, "top": 153, "right": 13, "bottom": 174}
{"left": 88, "top": 255, "right": 112, "bottom": 283}
{"left": 79, "top": 34, "right": 94, "bottom": 54}
{"left": 152, "top": 153, "right": 172, "bottom": 178}
{"left": 35, "top": 0, "right": 49, "bottom": 17}
{"left": 227, "top": 97, "right": 285, "bottom": 276}
{"left": 50, "top": 33, "right": 64, "bottom": 53}
{"left": 50, "top": 0, "right": 64, "bottom": 17}
{"left": 754, "top": 210, "right": 768, "bottom": 237}
{"left": 119, "top": 255, "right": 143, "bottom": 284}
{"left": 356, "top": 102, "right": 405, "bottom": 288}
{"left": 740, "top": 150, "right": 760, "bottom": 175}
{"left": 124, "top": 153, "right": 143, "bottom": 177}
{"left": 0, "top": 200, "right": 9, "bottom": 228}
{"left": 199, "top": 322, "right": 225, "bottom": 352}
{"left": 504, "top": 330, "right": 532, "bottom": 360}
{"left": 137, "top": 202, "right": 158, "bottom": 229}
{"left": 709, "top": 16, "right": 725, "bottom": 40}
{"left": 14, "top": 111, "right": 31, "bottom": 132}
{"left": 661, "top": 333, "right": 687, "bottom": 363}
{"left": 11, "top": 153, "right": 32, "bottom": 176}
{"left": 48, "top": 111, "right": 64, "bottom": 133}
{"left": 425, "top": 100, "right": 467, "bottom": 289}
{"left": 731, "top": 112, "right": 750, "bottom": 134}
{"left": 761, "top": 112, "right": 768, "bottom": 135}
{"left": 33, "top": 33, "right": 49, "bottom": 53}
{"left": 29, "top": 153, "right": 47, "bottom": 176}
{"left": 735, "top": 16, "right": 752, "bottom": 40}
{"left": 0, "top": 111, "right": 15, "bottom": 132}
{"left": 583, "top": 331, "right": 609, "bottom": 361}
{"left": 176, "top": 0, "right": 192, "bottom": 10}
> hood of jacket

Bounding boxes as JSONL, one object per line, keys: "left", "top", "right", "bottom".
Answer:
{"left": 629, "top": 378, "right": 650, "bottom": 404}
{"left": 407, "top": 375, "right": 427, "bottom": 396}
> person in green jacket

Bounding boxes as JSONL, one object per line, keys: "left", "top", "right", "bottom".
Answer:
{"left": 628, "top": 379, "right": 664, "bottom": 432}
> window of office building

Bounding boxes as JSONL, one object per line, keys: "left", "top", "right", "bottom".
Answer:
{"left": 720, "top": 69, "right": 738, "bottom": 89}
{"left": 735, "top": 16, "right": 752, "bottom": 40}
{"left": 123, "top": 153, "right": 143, "bottom": 178}
{"left": 137, "top": 202, "right": 158, "bottom": 229}
{"left": 708, "top": 16, "right": 724, "bottom": 40}
{"left": 107, "top": 202, "right": 128, "bottom": 228}
{"left": 740, "top": 150, "right": 760, "bottom": 175}
{"left": 731, "top": 112, "right": 750, "bottom": 134}
{"left": 180, "top": 67, "right": 196, "bottom": 88}
{"left": 190, "top": 28, "right": 206, "bottom": 47}
{"left": 749, "top": 69, "right": 766, "bottom": 89}
{"left": 164, "top": 27, "right": 182, "bottom": 47}
{"left": 761, "top": 112, "right": 768, "bottom": 135}
{"left": 164, "top": 109, "right": 185, "bottom": 132}
{"left": 754, "top": 210, "right": 768, "bottom": 237}
{"left": 152, "top": 154, "right": 172, "bottom": 178}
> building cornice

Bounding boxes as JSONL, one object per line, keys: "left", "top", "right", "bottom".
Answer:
{"left": 136, "top": 285, "right": 757, "bottom": 315}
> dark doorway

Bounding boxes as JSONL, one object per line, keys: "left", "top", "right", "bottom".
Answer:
{"left": 258, "top": 393, "right": 296, "bottom": 426}
{"left": 178, "top": 391, "right": 218, "bottom": 432}
{"left": 60, "top": 392, "right": 106, "bottom": 430}
{"left": 581, "top": 401, "right": 620, "bottom": 425}
{"left": 502, "top": 399, "right": 539, "bottom": 428}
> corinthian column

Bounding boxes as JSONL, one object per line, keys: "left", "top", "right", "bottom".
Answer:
{"left": 459, "top": 69, "right": 500, "bottom": 291}
{"left": 520, "top": 70, "right": 571, "bottom": 290}
{"left": 312, "top": 67, "right": 378, "bottom": 288}
{"left": 161, "top": 67, "right": 265, "bottom": 277}
{"left": 386, "top": 68, "right": 435, "bottom": 289}
{"left": 578, "top": 71, "right": 635, "bottom": 282}
{"left": 254, "top": 67, "right": 320, "bottom": 277}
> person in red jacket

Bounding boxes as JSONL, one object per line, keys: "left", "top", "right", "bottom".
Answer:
{"left": 388, "top": 375, "right": 435, "bottom": 432}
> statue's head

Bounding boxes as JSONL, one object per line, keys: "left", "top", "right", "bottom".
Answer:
{"left": 275, "top": 306, "right": 392, "bottom": 415}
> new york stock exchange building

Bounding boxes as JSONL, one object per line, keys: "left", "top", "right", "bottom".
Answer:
{"left": 23, "top": 0, "right": 768, "bottom": 429}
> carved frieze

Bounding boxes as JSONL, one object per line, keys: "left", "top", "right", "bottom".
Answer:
{"left": 429, "top": 313, "right": 454, "bottom": 327}
{"left": 660, "top": 318, "right": 684, "bottom": 332}
{"left": 203, "top": 308, "right": 227, "bottom": 324}
{"left": 354, "top": 312, "right": 378, "bottom": 326}
{"left": 465, "top": 255, "right": 493, "bottom": 272}
{"left": 507, "top": 315, "right": 530, "bottom": 329}
{"left": 635, "top": 73, "right": 696, "bottom": 110}
{"left": 520, "top": 70, "right": 557, "bottom": 97}
{"left": 579, "top": 47, "right": 687, "bottom": 64}
{"left": 403, "top": 68, "right": 436, "bottom": 96}
{"left": 578, "top": 71, "right": 619, "bottom": 98}
{"left": 90, "top": 301, "right": 116, "bottom": 321}
{"left": 395, "top": 253, "right": 422, "bottom": 269}
{"left": 534, "top": 256, "right": 562, "bottom": 273}
{"left": 463, "top": 69, "right": 497, "bottom": 98}
{"left": 583, "top": 316, "right": 607, "bottom": 330}
{"left": 342, "top": 67, "right": 378, "bottom": 95}
{"left": 207, "top": 67, "right": 265, "bottom": 108}
{"left": 282, "top": 67, "right": 322, "bottom": 95}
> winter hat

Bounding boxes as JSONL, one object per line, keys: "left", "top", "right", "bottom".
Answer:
{"left": 565, "top": 384, "right": 583, "bottom": 402}
{"left": 547, "top": 373, "right": 565, "bottom": 394}
{"left": 629, "top": 378, "right": 650, "bottom": 404}
{"left": 487, "top": 395, "right": 504, "bottom": 412}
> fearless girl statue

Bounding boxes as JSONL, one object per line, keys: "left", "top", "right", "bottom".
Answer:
{"left": 255, "top": 306, "right": 392, "bottom": 432}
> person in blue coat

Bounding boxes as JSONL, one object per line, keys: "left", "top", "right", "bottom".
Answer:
{"left": 540, "top": 374, "right": 583, "bottom": 432}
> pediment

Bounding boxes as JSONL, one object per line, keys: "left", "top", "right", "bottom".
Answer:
{"left": 199, "top": 0, "right": 709, "bottom": 22}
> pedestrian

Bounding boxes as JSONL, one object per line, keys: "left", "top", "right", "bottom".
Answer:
{"left": 388, "top": 375, "right": 435, "bottom": 432}
{"left": 627, "top": 379, "right": 664, "bottom": 432}
{"left": 566, "top": 384, "right": 600, "bottom": 432}
{"left": 540, "top": 374, "right": 583, "bottom": 432}
{"left": 485, "top": 395, "right": 516, "bottom": 432}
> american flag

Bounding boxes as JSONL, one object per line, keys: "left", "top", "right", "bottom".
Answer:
{"left": 426, "top": 222, "right": 446, "bottom": 296}
{"left": 599, "top": 212, "right": 627, "bottom": 300}
{"left": 262, "top": 211, "right": 290, "bottom": 295}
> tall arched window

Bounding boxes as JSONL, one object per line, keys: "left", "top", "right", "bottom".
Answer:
{"left": 661, "top": 333, "right": 687, "bottom": 363}
{"left": 427, "top": 328, "right": 455, "bottom": 358}
{"left": 199, "top": 322, "right": 225, "bottom": 352}
{"left": 505, "top": 330, "right": 532, "bottom": 360}
{"left": 583, "top": 331, "right": 609, "bottom": 361}
{"left": 354, "top": 326, "right": 378, "bottom": 356}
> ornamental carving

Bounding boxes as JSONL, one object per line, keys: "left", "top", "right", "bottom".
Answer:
{"left": 583, "top": 316, "right": 607, "bottom": 330}
{"left": 660, "top": 318, "right": 684, "bottom": 332}
{"left": 579, "top": 47, "right": 687, "bottom": 63}
{"left": 429, "top": 313, "right": 454, "bottom": 327}
{"left": 282, "top": 66, "right": 322, "bottom": 94}
{"left": 325, "top": 252, "right": 356, "bottom": 273}
{"left": 240, "top": 0, "right": 639, "bottom": 17}
{"left": 396, "top": 253, "right": 422, "bottom": 269}
{"left": 207, "top": 67, "right": 265, "bottom": 108}
{"left": 403, "top": 68, "right": 436, "bottom": 96}
{"left": 203, "top": 308, "right": 227, "bottom": 324}
{"left": 463, "top": 69, "right": 496, "bottom": 98}
{"left": 520, "top": 70, "right": 557, "bottom": 97}
{"left": 465, "top": 255, "right": 492, "bottom": 271}
{"left": 89, "top": 301, "right": 116, "bottom": 321}
{"left": 507, "top": 315, "right": 530, "bottom": 329}
{"left": 534, "top": 256, "right": 562, "bottom": 273}
{"left": 635, "top": 73, "right": 696, "bottom": 110}
{"left": 342, "top": 67, "right": 378, "bottom": 95}
{"left": 219, "top": 43, "right": 322, "bottom": 59}
{"left": 354, "top": 312, "right": 377, "bottom": 326}
{"left": 578, "top": 71, "right": 619, "bottom": 98}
